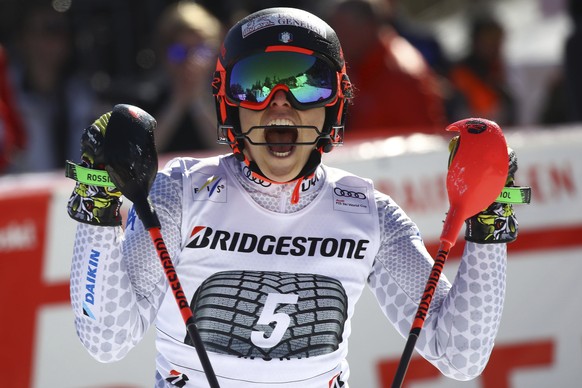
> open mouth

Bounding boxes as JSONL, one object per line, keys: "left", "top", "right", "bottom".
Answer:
{"left": 265, "top": 119, "right": 298, "bottom": 157}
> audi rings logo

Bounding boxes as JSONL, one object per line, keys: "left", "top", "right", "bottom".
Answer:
{"left": 334, "top": 187, "right": 366, "bottom": 199}
{"left": 333, "top": 184, "right": 369, "bottom": 214}
{"left": 243, "top": 166, "right": 271, "bottom": 187}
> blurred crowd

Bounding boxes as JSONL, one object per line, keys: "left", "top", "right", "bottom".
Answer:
{"left": 0, "top": 0, "right": 580, "bottom": 175}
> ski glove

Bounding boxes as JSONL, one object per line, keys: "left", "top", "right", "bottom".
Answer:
{"left": 66, "top": 112, "right": 123, "bottom": 226}
{"left": 448, "top": 136, "right": 530, "bottom": 244}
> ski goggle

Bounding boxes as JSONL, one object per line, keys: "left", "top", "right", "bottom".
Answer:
{"left": 225, "top": 49, "right": 340, "bottom": 110}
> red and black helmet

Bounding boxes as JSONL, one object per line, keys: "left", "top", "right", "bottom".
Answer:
{"left": 212, "top": 7, "right": 352, "bottom": 165}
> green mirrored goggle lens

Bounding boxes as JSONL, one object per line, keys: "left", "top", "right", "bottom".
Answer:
{"left": 228, "top": 51, "right": 336, "bottom": 105}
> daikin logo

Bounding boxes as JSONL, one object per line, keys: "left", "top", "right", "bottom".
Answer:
{"left": 83, "top": 249, "right": 101, "bottom": 320}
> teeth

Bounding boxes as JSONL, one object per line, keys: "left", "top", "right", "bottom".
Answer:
{"left": 272, "top": 150, "right": 292, "bottom": 157}
{"left": 265, "top": 119, "right": 295, "bottom": 157}
{"left": 267, "top": 118, "right": 295, "bottom": 126}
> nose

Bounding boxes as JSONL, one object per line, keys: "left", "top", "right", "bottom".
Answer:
{"left": 270, "top": 90, "right": 291, "bottom": 107}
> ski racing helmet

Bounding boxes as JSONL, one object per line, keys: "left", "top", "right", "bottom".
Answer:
{"left": 212, "top": 7, "right": 352, "bottom": 185}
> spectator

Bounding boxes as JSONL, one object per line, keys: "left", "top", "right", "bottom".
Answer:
{"left": 384, "top": 0, "right": 450, "bottom": 77}
{"left": 0, "top": 44, "right": 25, "bottom": 173}
{"left": 146, "top": 1, "right": 223, "bottom": 155}
{"left": 329, "top": 0, "right": 447, "bottom": 138}
{"left": 539, "top": 0, "right": 582, "bottom": 125}
{"left": 7, "top": 1, "right": 102, "bottom": 174}
{"left": 448, "top": 13, "right": 516, "bottom": 126}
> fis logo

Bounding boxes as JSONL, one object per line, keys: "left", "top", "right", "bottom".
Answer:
{"left": 193, "top": 175, "right": 226, "bottom": 202}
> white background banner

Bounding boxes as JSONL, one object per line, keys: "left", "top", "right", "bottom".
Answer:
{"left": 1, "top": 126, "right": 580, "bottom": 387}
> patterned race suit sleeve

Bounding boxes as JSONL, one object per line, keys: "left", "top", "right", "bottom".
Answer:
{"left": 368, "top": 190, "right": 506, "bottom": 380}
{"left": 70, "top": 164, "right": 184, "bottom": 362}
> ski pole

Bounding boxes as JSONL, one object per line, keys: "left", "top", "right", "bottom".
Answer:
{"left": 391, "top": 118, "right": 509, "bottom": 388}
{"left": 81, "top": 104, "right": 221, "bottom": 388}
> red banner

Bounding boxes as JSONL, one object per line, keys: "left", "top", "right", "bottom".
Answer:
{"left": 0, "top": 190, "right": 69, "bottom": 387}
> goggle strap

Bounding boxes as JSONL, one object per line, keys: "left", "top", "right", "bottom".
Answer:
{"left": 219, "top": 96, "right": 227, "bottom": 124}
{"left": 211, "top": 71, "right": 221, "bottom": 96}
{"left": 340, "top": 72, "right": 352, "bottom": 99}
{"left": 335, "top": 98, "right": 344, "bottom": 125}
{"left": 213, "top": 61, "right": 228, "bottom": 124}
